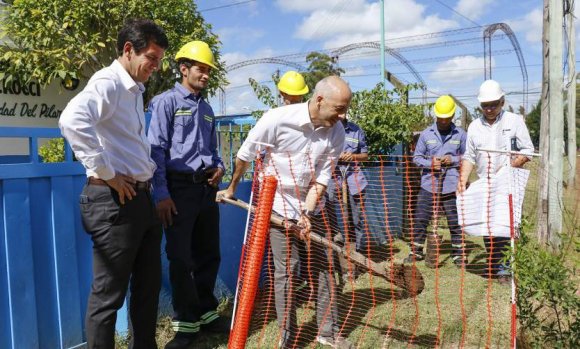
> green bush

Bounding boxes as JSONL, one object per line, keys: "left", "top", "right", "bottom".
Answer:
{"left": 38, "top": 138, "right": 65, "bottom": 163}
{"left": 514, "top": 230, "right": 580, "bottom": 348}
{"left": 349, "top": 83, "right": 430, "bottom": 155}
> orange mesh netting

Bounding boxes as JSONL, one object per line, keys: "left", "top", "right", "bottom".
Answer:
{"left": 229, "top": 152, "right": 543, "bottom": 348}
{"left": 229, "top": 175, "right": 278, "bottom": 349}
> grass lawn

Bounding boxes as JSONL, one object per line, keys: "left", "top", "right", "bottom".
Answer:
{"left": 241, "top": 236, "right": 512, "bottom": 349}
{"left": 115, "top": 233, "right": 512, "bottom": 349}
{"left": 117, "top": 158, "right": 579, "bottom": 348}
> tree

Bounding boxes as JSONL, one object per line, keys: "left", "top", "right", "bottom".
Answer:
{"left": 0, "top": 0, "right": 226, "bottom": 103}
{"left": 526, "top": 102, "right": 542, "bottom": 148}
{"left": 349, "top": 83, "right": 430, "bottom": 155}
{"left": 302, "top": 52, "right": 344, "bottom": 95}
{"left": 248, "top": 74, "right": 279, "bottom": 119}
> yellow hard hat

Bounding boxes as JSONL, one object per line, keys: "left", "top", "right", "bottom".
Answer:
{"left": 175, "top": 41, "right": 217, "bottom": 69}
{"left": 433, "top": 95, "right": 456, "bottom": 118}
{"left": 277, "top": 71, "right": 309, "bottom": 96}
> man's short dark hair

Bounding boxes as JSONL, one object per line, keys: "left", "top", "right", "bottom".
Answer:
{"left": 117, "top": 18, "right": 169, "bottom": 55}
{"left": 177, "top": 59, "right": 195, "bottom": 69}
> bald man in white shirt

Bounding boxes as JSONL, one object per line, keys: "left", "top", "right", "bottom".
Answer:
{"left": 218, "top": 76, "right": 354, "bottom": 349}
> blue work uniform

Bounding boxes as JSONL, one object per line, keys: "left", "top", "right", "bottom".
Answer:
{"left": 327, "top": 121, "right": 375, "bottom": 251}
{"left": 410, "top": 122, "right": 467, "bottom": 261}
{"left": 147, "top": 82, "right": 225, "bottom": 334}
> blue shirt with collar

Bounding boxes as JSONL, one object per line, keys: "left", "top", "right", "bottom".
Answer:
{"left": 147, "top": 82, "right": 225, "bottom": 201}
{"left": 413, "top": 122, "right": 466, "bottom": 194}
{"left": 335, "top": 120, "right": 368, "bottom": 195}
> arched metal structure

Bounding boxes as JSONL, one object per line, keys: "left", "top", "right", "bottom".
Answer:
{"left": 226, "top": 58, "right": 306, "bottom": 72}
{"left": 332, "top": 42, "right": 425, "bottom": 86}
{"left": 483, "top": 23, "right": 528, "bottom": 113}
{"left": 331, "top": 42, "right": 427, "bottom": 104}
{"left": 220, "top": 59, "right": 306, "bottom": 114}
{"left": 222, "top": 42, "right": 428, "bottom": 112}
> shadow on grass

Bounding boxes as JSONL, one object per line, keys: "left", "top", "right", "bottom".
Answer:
{"left": 413, "top": 238, "right": 484, "bottom": 270}
{"left": 273, "top": 287, "right": 438, "bottom": 348}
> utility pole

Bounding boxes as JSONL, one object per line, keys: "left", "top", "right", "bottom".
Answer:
{"left": 380, "top": 0, "right": 386, "bottom": 89}
{"left": 548, "top": 0, "right": 564, "bottom": 247}
{"left": 538, "top": 0, "right": 550, "bottom": 245}
{"left": 219, "top": 88, "right": 226, "bottom": 116}
{"left": 538, "top": 0, "right": 565, "bottom": 247}
{"left": 566, "top": 1, "right": 577, "bottom": 187}
{"left": 383, "top": 69, "right": 408, "bottom": 104}
{"left": 275, "top": 69, "right": 281, "bottom": 106}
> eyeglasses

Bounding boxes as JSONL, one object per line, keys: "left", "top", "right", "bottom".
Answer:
{"left": 480, "top": 101, "right": 501, "bottom": 110}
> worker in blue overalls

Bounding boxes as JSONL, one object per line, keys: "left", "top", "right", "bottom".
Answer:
{"left": 147, "top": 41, "right": 228, "bottom": 349}
{"left": 333, "top": 115, "right": 370, "bottom": 250}
{"left": 404, "top": 95, "right": 467, "bottom": 267}
{"left": 325, "top": 113, "right": 374, "bottom": 283}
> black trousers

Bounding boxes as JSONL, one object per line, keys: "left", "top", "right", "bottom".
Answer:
{"left": 483, "top": 236, "right": 511, "bottom": 274}
{"left": 165, "top": 180, "right": 220, "bottom": 331}
{"left": 80, "top": 183, "right": 162, "bottom": 349}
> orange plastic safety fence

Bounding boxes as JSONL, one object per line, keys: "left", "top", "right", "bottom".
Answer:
{"left": 230, "top": 153, "right": 549, "bottom": 348}
{"left": 228, "top": 175, "right": 278, "bottom": 349}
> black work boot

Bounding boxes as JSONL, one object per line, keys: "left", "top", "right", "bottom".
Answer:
{"left": 201, "top": 316, "right": 231, "bottom": 334}
{"left": 165, "top": 332, "right": 198, "bottom": 349}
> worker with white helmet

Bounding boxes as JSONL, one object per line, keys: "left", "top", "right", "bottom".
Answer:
{"left": 404, "top": 95, "right": 467, "bottom": 266}
{"left": 457, "top": 80, "right": 534, "bottom": 283}
{"left": 148, "top": 41, "right": 228, "bottom": 348}
{"left": 277, "top": 70, "right": 309, "bottom": 105}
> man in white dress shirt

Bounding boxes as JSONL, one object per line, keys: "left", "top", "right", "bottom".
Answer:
{"left": 59, "top": 19, "right": 168, "bottom": 349}
{"left": 457, "top": 79, "right": 533, "bottom": 283}
{"left": 217, "top": 76, "right": 354, "bottom": 349}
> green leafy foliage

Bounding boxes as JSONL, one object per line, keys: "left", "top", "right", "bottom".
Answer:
{"left": 248, "top": 75, "right": 278, "bottom": 119}
{"left": 38, "top": 138, "right": 65, "bottom": 163}
{"left": 349, "top": 83, "right": 430, "bottom": 155}
{"left": 248, "top": 53, "right": 429, "bottom": 155}
{"left": 526, "top": 102, "right": 541, "bottom": 148}
{"left": 0, "top": 0, "right": 226, "bottom": 103}
{"left": 514, "top": 229, "right": 580, "bottom": 348}
{"left": 302, "top": 52, "right": 344, "bottom": 97}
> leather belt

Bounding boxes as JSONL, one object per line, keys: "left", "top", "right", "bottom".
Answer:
{"left": 88, "top": 177, "right": 151, "bottom": 191}
{"left": 167, "top": 171, "right": 208, "bottom": 184}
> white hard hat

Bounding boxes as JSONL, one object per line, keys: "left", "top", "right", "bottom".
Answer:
{"left": 477, "top": 79, "right": 505, "bottom": 103}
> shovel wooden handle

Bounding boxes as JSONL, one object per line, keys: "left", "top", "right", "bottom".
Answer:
{"left": 221, "top": 197, "right": 425, "bottom": 295}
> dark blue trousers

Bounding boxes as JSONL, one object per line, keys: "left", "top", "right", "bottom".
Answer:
{"left": 165, "top": 180, "right": 221, "bottom": 331}
{"left": 410, "top": 188, "right": 464, "bottom": 258}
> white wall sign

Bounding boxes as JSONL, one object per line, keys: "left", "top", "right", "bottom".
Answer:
{"left": 0, "top": 78, "right": 84, "bottom": 156}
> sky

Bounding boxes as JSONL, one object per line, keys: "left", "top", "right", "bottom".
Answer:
{"left": 196, "top": 0, "right": 572, "bottom": 117}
